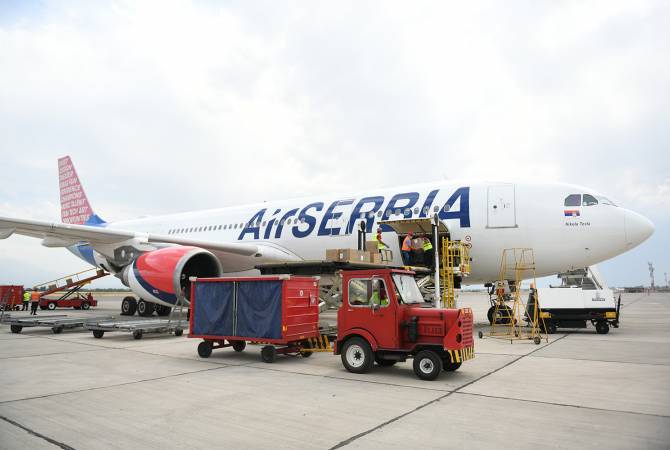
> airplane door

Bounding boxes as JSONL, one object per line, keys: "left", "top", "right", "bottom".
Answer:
{"left": 487, "top": 184, "right": 517, "bottom": 228}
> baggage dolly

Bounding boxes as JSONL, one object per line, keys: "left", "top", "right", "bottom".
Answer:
{"left": 6, "top": 315, "right": 115, "bottom": 334}
{"left": 85, "top": 318, "right": 186, "bottom": 339}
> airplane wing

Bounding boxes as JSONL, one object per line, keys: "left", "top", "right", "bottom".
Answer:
{"left": 0, "top": 216, "right": 259, "bottom": 257}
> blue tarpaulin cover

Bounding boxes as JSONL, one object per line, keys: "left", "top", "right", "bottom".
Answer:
{"left": 192, "top": 282, "right": 234, "bottom": 336}
{"left": 236, "top": 281, "right": 282, "bottom": 339}
{"left": 192, "top": 280, "right": 283, "bottom": 339}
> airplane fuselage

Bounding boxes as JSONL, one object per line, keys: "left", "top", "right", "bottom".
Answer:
{"left": 77, "top": 180, "right": 652, "bottom": 285}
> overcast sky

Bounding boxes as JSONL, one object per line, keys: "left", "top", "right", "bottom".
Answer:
{"left": 0, "top": 0, "right": 668, "bottom": 289}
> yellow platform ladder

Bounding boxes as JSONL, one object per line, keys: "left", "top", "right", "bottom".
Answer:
{"left": 487, "top": 248, "right": 547, "bottom": 345}
{"left": 440, "top": 239, "right": 471, "bottom": 308}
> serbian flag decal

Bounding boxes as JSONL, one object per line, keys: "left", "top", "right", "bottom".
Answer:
{"left": 564, "top": 210, "right": 580, "bottom": 217}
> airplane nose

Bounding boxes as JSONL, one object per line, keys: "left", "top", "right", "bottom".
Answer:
{"left": 624, "top": 210, "right": 655, "bottom": 248}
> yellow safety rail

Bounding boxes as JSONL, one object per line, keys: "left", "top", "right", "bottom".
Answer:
{"left": 440, "top": 240, "right": 471, "bottom": 308}
{"left": 488, "top": 248, "right": 548, "bottom": 344}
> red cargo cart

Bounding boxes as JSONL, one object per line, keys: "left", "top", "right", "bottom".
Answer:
{"left": 189, "top": 275, "right": 320, "bottom": 362}
{"left": 0, "top": 285, "right": 25, "bottom": 311}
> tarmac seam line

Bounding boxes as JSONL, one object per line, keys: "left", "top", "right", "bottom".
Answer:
{"left": 527, "top": 354, "right": 670, "bottom": 367}
{"left": 0, "top": 348, "right": 115, "bottom": 361}
{"left": 0, "top": 365, "right": 228, "bottom": 405}
{"left": 0, "top": 414, "right": 76, "bottom": 450}
{"left": 331, "top": 334, "right": 570, "bottom": 449}
{"left": 454, "top": 391, "right": 670, "bottom": 419}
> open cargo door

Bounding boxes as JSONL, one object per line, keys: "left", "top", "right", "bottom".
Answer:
{"left": 379, "top": 218, "right": 449, "bottom": 236}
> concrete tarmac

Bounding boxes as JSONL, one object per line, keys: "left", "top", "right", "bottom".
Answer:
{"left": 0, "top": 292, "right": 668, "bottom": 449}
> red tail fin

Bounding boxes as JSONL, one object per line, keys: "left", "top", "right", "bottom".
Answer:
{"left": 58, "top": 156, "right": 94, "bottom": 224}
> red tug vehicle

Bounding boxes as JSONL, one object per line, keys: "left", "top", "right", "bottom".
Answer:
{"left": 189, "top": 268, "right": 474, "bottom": 381}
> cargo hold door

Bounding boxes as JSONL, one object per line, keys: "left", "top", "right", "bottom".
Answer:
{"left": 487, "top": 184, "right": 517, "bottom": 228}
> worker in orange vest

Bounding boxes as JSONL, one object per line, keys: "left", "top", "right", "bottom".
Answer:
{"left": 401, "top": 232, "right": 413, "bottom": 266}
{"left": 30, "top": 290, "right": 40, "bottom": 315}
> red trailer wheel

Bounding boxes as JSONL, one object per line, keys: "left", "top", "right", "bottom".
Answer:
{"left": 231, "top": 340, "right": 246, "bottom": 352}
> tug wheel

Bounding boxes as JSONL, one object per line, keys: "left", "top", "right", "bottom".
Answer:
{"left": 413, "top": 350, "right": 442, "bottom": 381}
{"left": 231, "top": 340, "right": 246, "bottom": 352}
{"left": 341, "top": 337, "right": 373, "bottom": 374}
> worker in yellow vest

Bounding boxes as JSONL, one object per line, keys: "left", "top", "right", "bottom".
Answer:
{"left": 22, "top": 290, "right": 30, "bottom": 311}
{"left": 30, "top": 290, "right": 40, "bottom": 315}
{"left": 369, "top": 283, "right": 389, "bottom": 306}
{"left": 401, "top": 232, "right": 413, "bottom": 266}
{"left": 376, "top": 227, "right": 389, "bottom": 251}
{"left": 422, "top": 234, "right": 434, "bottom": 269}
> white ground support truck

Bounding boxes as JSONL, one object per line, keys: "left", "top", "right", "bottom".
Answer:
{"left": 532, "top": 266, "right": 621, "bottom": 335}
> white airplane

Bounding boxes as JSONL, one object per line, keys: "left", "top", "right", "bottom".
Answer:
{"left": 0, "top": 156, "right": 654, "bottom": 315}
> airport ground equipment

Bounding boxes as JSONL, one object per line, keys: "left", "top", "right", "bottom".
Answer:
{"left": 86, "top": 294, "right": 187, "bottom": 339}
{"left": 380, "top": 216, "right": 471, "bottom": 308}
{"left": 535, "top": 267, "right": 620, "bottom": 334}
{"left": 480, "top": 248, "right": 547, "bottom": 345}
{"left": 334, "top": 268, "right": 474, "bottom": 380}
{"left": 33, "top": 268, "right": 108, "bottom": 311}
{"left": 6, "top": 315, "right": 115, "bottom": 334}
{"left": 191, "top": 268, "right": 475, "bottom": 381}
{"left": 534, "top": 289, "right": 620, "bottom": 334}
{"left": 39, "top": 291, "right": 98, "bottom": 311}
{"left": 189, "top": 275, "right": 321, "bottom": 362}
{"left": 0, "top": 285, "right": 25, "bottom": 312}
{"left": 85, "top": 318, "right": 186, "bottom": 339}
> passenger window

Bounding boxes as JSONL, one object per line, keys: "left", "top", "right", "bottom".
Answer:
{"left": 583, "top": 194, "right": 598, "bottom": 206}
{"left": 433, "top": 206, "right": 439, "bottom": 212}
{"left": 564, "top": 194, "right": 581, "bottom": 207}
{"left": 348, "top": 278, "right": 389, "bottom": 307}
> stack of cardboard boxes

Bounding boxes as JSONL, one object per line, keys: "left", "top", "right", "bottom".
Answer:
{"left": 325, "top": 242, "right": 392, "bottom": 264}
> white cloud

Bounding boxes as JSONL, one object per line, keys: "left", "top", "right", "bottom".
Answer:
{"left": 0, "top": 0, "right": 668, "bottom": 287}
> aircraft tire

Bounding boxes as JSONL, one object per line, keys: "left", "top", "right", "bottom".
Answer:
{"left": 121, "top": 297, "right": 137, "bottom": 316}
{"left": 487, "top": 305, "right": 513, "bottom": 325}
{"left": 137, "top": 299, "right": 154, "bottom": 317}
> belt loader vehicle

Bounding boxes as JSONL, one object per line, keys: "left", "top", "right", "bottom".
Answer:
{"left": 189, "top": 267, "right": 474, "bottom": 381}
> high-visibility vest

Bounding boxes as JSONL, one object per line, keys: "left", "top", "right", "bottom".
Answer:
{"left": 369, "top": 291, "right": 389, "bottom": 306}
{"left": 422, "top": 240, "right": 433, "bottom": 251}
{"left": 23, "top": 292, "right": 30, "bottom": 302}
{"left": 402, "top": 236, "right": 412, "bottom": 251}
{"left": 31, "top": 291, "right": 40, "bottom": 302}
{"left": 376, "top": 233, "right": 386, "bottom": 250}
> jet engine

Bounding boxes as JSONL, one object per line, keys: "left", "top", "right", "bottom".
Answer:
{"left": 124, "top": 246, "right": 222, "bottom": 307}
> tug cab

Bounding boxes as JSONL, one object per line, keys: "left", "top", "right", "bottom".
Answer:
{"left": 335, "top": 268, "right": 474, "bottom": 380}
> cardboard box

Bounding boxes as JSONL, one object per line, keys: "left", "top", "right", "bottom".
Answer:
{"left": 370, "top": 252, "right": 382, "bottom": 264}
{"left": 365, "top": 241, "right": 378, "bottom": 252}
{"left": 325, "top": 249, "right": 370, "bottom": 263}
{"left": 325, "top": 249, "right": 339, "bottom": 261}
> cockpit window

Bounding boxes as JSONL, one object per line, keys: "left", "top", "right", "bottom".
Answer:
{"left": 596, "top": 196, "right": 617, "bottom": 206}
{"left": 582, "top": 194, "right": 598, "bottom": 206}
{"left": 564, "top": 194, "right": 581, "bottom": 207}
